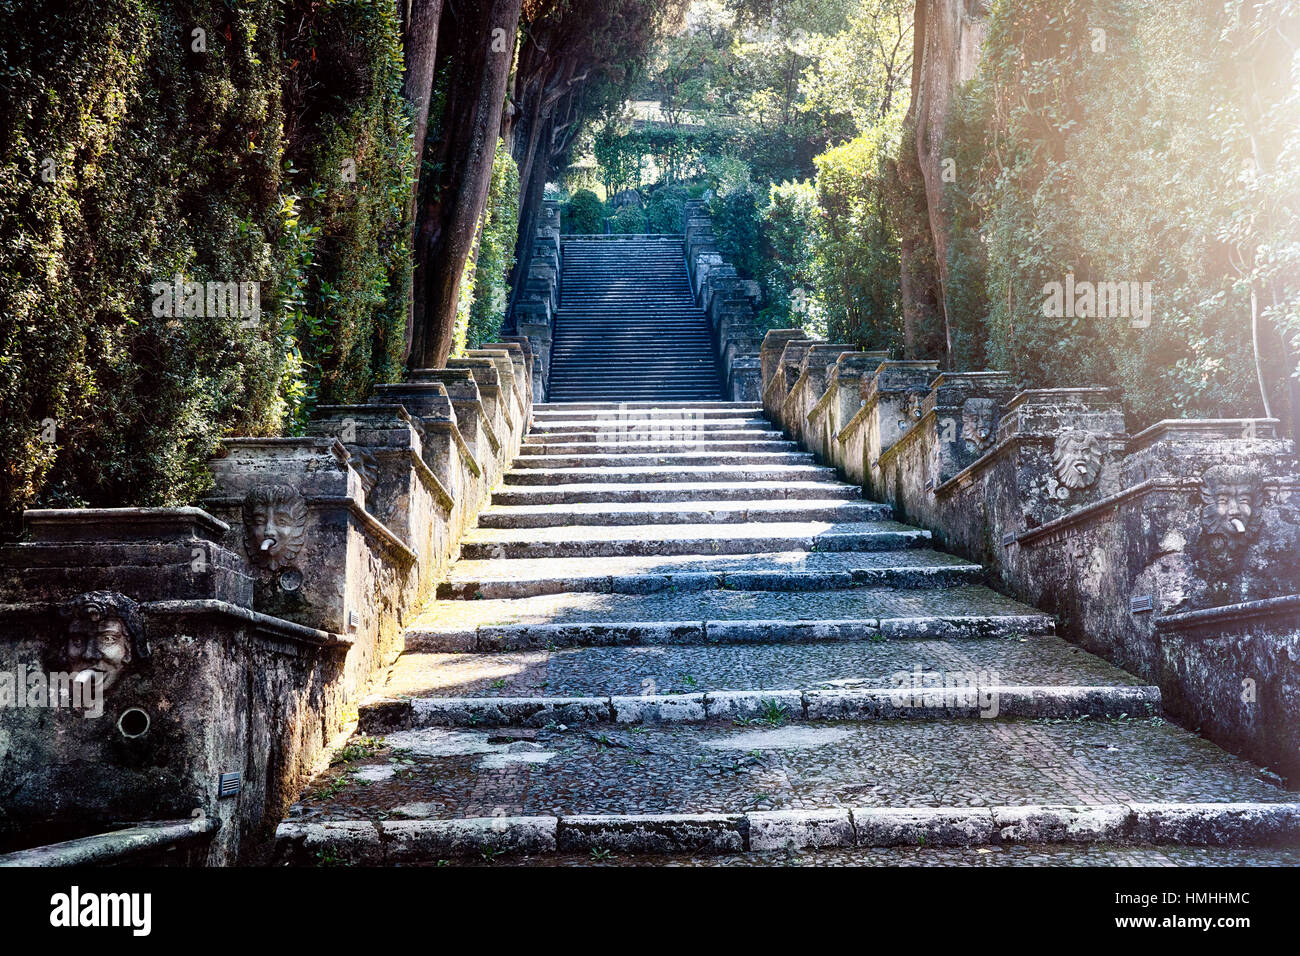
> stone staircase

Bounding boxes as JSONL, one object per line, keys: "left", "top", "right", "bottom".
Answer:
{"left": 276, "top": 401, "right": 1298, "bottom": 864}
{"left": 547, "top": 238, "right": 725, "bottom": 402}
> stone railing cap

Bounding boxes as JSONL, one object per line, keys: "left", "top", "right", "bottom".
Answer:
{"left": 760, "top": 329, "right": 809, "bottom": 352}
{"left": 1127, "top": 418, "right": 1280, "bottom": 453}
{"left": 21, "top": 506, "right": 230, "bottom": 544}
{"left": 1003, "top": 387, "right": 1121, "bottom": 411}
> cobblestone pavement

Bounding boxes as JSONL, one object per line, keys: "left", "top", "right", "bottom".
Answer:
{"left": 293, "top": 717, "right": 1285, "bottom": 823}
{"left": 379, "top": 636, "right": 1145, "bottom": 699}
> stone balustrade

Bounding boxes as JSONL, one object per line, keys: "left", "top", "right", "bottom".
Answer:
{"left": 511, "top": 200, "right": 561, "bottom": 401}
{"left": 0, "top": 351, "right": 535, "bottom": 864}
{"left": 684, "top": 199, "right": 763, "bottom": 401}
{"left": 759, "top": 328, "right": 1300, "bottom": 783}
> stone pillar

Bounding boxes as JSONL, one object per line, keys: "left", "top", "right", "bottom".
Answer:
{"left": 306, "top": 404, "right": 453, "bottom": 601}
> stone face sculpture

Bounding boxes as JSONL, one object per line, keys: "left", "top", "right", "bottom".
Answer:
{"left": 1199, "top": 464, "right": 1264, "bottom": 539}
{"left": 961, "top": 397, "right": 998, "bottom": 454}
{"left": 242, "top": 484, "right": 308, "bottom": 572}
{"left": 59, "top": 591, "right": 146, "bottom": 692}
{"left": 1052, "top": 429, "right": 1103, "bottom": 490}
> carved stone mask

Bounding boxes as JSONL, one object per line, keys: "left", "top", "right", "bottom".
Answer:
{"left": 242, "top": 484, "right": 309, "bottom": 571}
{"left": 60, "top": 591, "right": 146, "bottom": 692}
{"left": 961, "top": 398, "right": 998, "bottom": 453}
{"left": 1199, "top": 465, "right": 1264, "bottom": 538}
{"left": 1052, "top": 429, "right": 1103, "bottom": 490}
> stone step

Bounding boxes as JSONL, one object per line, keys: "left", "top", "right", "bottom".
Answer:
{"left": 530, "top": 418, "right": 769, "bottom": 430}
{"left": 522, "top": 429, "right": 784, "bottom": 445}
{"left": 502, "top": 464, "right": 839, "bottom": 486}
{"left": 534, "top": 402, "right": 761, "bottom": 412}
{"left": 371, "top": 632, "right": 1144, "bottom": 700}
{"left": 364, "top": 685, "right": 1161, "bottom": 731}
{"left": 518, "top": 440, "right": 797, "bottom": 455}
{"left": 546, "top": 392, "right": 728, "bottom": 402}
{"left": 404, "top": 584, "right": 1053, "bottom": 650}
{"left": 277, "top": 802, "right": 1300, "bottom": 863}
{"left": 509, "top": 451, "right": 814, "bottom": 470}
{"left": 459, "top": 519, "right": 928, "bottom": 559}
{"left": 276, "top": 714, "right": 1297, "bottom": 862}
{"left": 476, "top": 498, "right": 890, "bottom": 529}
{"left": 491, "top": 481, "right": 862, "bottom": 505}
{"left": 436, "top": 549, "right": 982, "bottom": 598}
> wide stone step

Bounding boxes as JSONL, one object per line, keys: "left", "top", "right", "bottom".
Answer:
{"left": 491, "top": 480, "right": 862, "bottom": 505}
{"left": 502, "top": 464, "right": 839, "bottom": 486}
{"left": 276, "top": 716, "right": 1296, "bottom": 862}
{"left": 365, "top": 686, "right": 1161, "bottom": 730}
{"left": 370, "top": 632, "right": 1145, "bottom": 700}
{"left": 518, "top": 440, "right": 796, "bottom": 455}
{"left": 534, "top": 402, "right": 761, "bottom": 412}
{"left": 459, "top": 518, "right": 928, "bottom": 559}
{"left": 531, "top": 417, "right": 768, "bottom": 430}
{"left": 404, "top": 584, "right": 1052, "bottom": 650}
{"left": 509, "top": 451, "right": 814, "bottom": 469}
{"left": 436, "top": 549, "right": 982, "bottom": 598}
{"left": 546, "top": 392, "right": 727, "bottom": 402}
{"left": 477, "top": 498, "right": 890, "bottom": 528}
{"left": 522, "top": 428, "right": 783, "bottom": 445}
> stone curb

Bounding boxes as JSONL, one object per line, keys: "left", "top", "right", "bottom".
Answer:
{"left": 458, "top": 529, "right": 929, "bottom": 560}
{"left": 403, "top": 613, "right": 1054, "bottom": 652}
{"left": 436, "top": 564, "right": 987, "bottom": 600}
{"left": 358, "top": 685, "right": 1161, "bottom": 732}
{"left": 274, "top": 803, "right": 1300, "bottom": 863}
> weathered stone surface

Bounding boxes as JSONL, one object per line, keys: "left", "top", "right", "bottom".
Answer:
{"left": 993, "top": 804, "right": 1132, "bottom": 843}
{"left": 748, "top": 809, "right": 855, "bottom": 851}
{"left": 381, "top": 817, "right": 558, "bottom": 860}
{"left": 557, "top": 813, "right": 746, "bottom": 854}
{"left": 852, "top": 807, "right": 996, "bottom": 847}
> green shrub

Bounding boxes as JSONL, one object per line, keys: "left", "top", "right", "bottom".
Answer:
{"left": 0, "top": 0, "right": 414, "bottom": 533}
{"left": 645, "top": 184, "right": 689, "bottom": 233}
{"left": 607, "top": 204, "right": 647, "bottom": 234}
{"left": 564, "top": 189, "right": 606, "bottom": 234}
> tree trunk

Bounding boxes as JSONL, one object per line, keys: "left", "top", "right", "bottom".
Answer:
{"left": 409, "top": 0, "right": 523, "bottom": 371}
{"left": 399, "top": 0, "right": 444, "bottom": 365}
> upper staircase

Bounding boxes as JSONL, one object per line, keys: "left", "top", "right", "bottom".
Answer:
{"left": 547, "top": 237, "right": 725, "bottom": 402}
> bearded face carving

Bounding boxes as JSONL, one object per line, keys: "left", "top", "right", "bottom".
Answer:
{"left": 961, "top": 398, "right": 998, "bottom": 454}
{"left": 1199, "top": 465, "right": 1263, "bottom": 539}
{"left": 242, "top": 484, "right": 308, "bottom": 571}
{"left": 1052, "top": 429, "right": 1103, "bottom": 490}
{"left": 59, "top": 591, "right": 147, "bottom": 692}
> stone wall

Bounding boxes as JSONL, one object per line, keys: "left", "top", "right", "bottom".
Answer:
{"left": 0, "top": 345, "right": 535, "bottom": 863}
{"left": 512, "top": 200, "right": 561, "bottom": 401}
{"left": 757, "top": 330, "right": 1300, "bottom": 785}
{"left": 683, "top": 199, "right": 763, "bottom": 401}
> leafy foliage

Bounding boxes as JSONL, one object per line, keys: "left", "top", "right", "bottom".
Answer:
{"left": 0, "top": 0, "right": 413, "bottom": 531}
{"left": 929, "top": 0, "right": 1300, "bottom": 427}
{"left": 563, "top": 189, "right": 606, "bottom": 234}
{"left": 458, "top": 140, "right": 520, "bottom": 351}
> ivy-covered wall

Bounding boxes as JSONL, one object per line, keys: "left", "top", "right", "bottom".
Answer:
{"left": 0, "top": 0, "right": 413, "bottom": 534}
{"left": 924, "top": 0, "right": 1299, "bottom": 430}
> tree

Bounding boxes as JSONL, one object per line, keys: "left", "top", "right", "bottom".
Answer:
{"left": 408, "top": 0, "right": 524, "bottom": 370}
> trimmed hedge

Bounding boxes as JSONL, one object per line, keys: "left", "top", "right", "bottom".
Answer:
{"left": 0, "top": 0, "right": 413, "bottom": 533}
